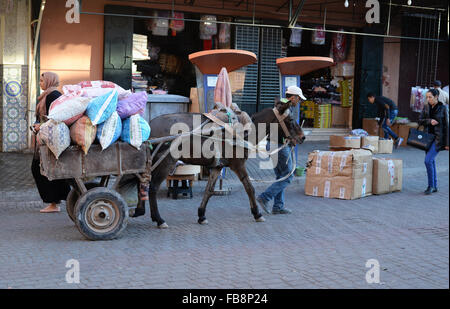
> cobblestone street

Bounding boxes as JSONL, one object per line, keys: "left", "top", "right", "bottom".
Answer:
{"left": 0, "top": 142, "right": 448, "bottom": 289}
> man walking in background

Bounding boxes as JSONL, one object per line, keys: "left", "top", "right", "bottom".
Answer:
{"left": 433, "top": 80, "right": 449, "bottom": 105}
{"left": 367, "top": 93, "right": 403, "bottom": 149}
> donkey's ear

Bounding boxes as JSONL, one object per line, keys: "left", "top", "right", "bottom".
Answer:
{"left": 275, "top": 101, "right": 290, "bottom": 114}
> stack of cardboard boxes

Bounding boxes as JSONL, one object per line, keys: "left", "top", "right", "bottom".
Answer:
{"left": 329, "top": 135, "right": 393, "bottom": 154}
{"left": 305, "top": 149, "right": 403, "bottom": 200}
{"left": 314, "top": 104, "right": 332, "bottom": 128}
{"left": 305, "top": 149, "right": 373, "bottom": 200}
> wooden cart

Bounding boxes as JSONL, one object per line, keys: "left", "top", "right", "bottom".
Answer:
{"left": 40, "top": 141, "right": 153, "bottom": 241}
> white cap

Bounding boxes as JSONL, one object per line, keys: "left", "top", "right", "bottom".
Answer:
{"left": 286, "top": 86, "right": 307, "bottom": 100}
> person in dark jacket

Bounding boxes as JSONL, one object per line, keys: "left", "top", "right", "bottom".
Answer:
{"left": 31, "top": 72, "right": 70, "bottom": 213}
{"left": 418, "top": 88, "right": 449, "bottom": 195}
{"left": 367, "top": 93, "right": 403, "bottom": 149}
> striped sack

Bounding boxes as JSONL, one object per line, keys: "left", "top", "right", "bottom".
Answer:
{"left": 96, "top": 111, "right": 122, "bottom": 150}
{"left": 121, "top": 114, "right": 151, "bottom": 150}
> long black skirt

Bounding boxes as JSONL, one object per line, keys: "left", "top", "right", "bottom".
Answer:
{"left": 31, "top": 158, "right": 70, "bottom": 204}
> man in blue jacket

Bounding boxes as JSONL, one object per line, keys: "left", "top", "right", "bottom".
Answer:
{"left": 367, "top": 93, "right": 403, "bottom": 149}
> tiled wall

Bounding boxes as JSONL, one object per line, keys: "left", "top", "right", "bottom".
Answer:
{"left": 0, "top": 0, "right": 30, "bottom": 152}
{"left": 0, "top": 64, "right": 29, "bottom": 152}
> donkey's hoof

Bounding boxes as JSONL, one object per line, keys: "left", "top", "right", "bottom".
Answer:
{"left": 255, "top": 216, "right": 266, "bottom": 222}
{"left": 130, "top": 208, "right": 145, "bottom": 218}
{"left": 198, "top": 219, "right": 209, "bottom": 225}
{"left": 158, "top": 222, "right": 169, "bottom": 229}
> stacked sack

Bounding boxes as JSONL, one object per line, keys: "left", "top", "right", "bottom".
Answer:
{"left": 38, "top": 81, "right": 151, "bottom": 159}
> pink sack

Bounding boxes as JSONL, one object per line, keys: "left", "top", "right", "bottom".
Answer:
{"left": 116, "top": 91, "right": 147, "bottom": 119}
{"left": 63, "top": 80, "right": 131, "bottom": 99}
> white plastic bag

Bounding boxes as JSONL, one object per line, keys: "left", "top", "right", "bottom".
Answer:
{"left": 199, "top": 15, "right": 217, "bottom": 40}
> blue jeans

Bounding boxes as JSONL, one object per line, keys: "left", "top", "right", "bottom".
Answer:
{"left": 425, "top": 141, "right": 439, "bottom": 188}
{"left": 382, "top": 109, "right": 399, "bottom": 140}
{"left": 259, "top": 144, "right": 294, "bottom": 211}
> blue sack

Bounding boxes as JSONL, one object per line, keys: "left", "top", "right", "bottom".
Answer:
{"left": 121, "top": 114, "right": 151, "bottom": 149}
{"left": 86, "top": 89, "right": 118, "bottom": 125}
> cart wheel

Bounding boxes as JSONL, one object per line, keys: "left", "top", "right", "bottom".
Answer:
{"left": 66, "top": 183, "right": 101, "bottom": 223}
{"left": 74, "top": 187, "right": 128, "bottom": 240}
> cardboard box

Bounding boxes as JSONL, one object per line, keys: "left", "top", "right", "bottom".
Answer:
{"left": 189, "top": 88, "right": 200, "bottom": 113}
{"left": 305, "top": 149, "right": 373, "bottom": 200}
{"left": 329, "top": 135, "right": 361, "bottom": 149}
{"left": 372, "top": 158, "right": 403, "bottom": 194}
{"left": 306, "top": 149, "right": 372, "bottom": 178}
{"left": 331, "top": 106, "right": 349, "bottom": 128}
{"left": 305, "top": 176, "right": 372, "bottom": 200}
{"left": 361, "top": 136, "right": 379, "bottom": 153}
{"left": 362, "top": 118, "right": 379, "bottom": 136}
{"left": 378, "top": 139, "right": 393, "bottom": 154}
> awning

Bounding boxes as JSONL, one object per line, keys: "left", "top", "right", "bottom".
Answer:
{"left": 276, "top": 56, "right": 335, "bottom": 76}
{"left": 189, "top": 49, "right": 257, "bottom": 75}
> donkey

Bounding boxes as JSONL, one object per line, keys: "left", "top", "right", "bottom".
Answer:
{"left": 132, "top": 102, "right": 305, "bottom": 228}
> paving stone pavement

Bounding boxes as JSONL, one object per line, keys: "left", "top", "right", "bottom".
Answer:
{"left": 0, "top": 142, "right": 448, "bottom": 289}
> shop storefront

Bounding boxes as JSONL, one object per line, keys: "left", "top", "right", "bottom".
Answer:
{"left": 1, "top": 0, "right": 448, "bottom": 152}
{"left": 37, "top": 0, "right": 371, "bottom": 143}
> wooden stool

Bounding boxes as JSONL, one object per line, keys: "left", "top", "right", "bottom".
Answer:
{"left": 166, "top": 174, "right": 195, "bottom": 199}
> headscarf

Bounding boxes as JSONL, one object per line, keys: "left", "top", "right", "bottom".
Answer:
{"left": 36, "top": 72, "right": 60, "bottom": 121}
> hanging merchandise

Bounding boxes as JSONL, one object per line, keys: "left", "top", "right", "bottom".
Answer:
{"left": 218, "top": 23, "right": 231, "bottom": 49}
{"left": 410, "top": 86, "right": 429, "bottom": 113}
{"left": 289, "top": 24, "right": 302, "bottom": 47}
{"left": 311, "top": 26, "right": 326, "bottom": 45}
{"left": 331, "top": 30, "right": 347, "bottom": 63}
{"left": 150, "top": 11, "right": 169, "bottom": 36}
{"left": 170, "top": 11, "right": 185, "bottom": 35}
{"left": 199, "top": 15, "right": 217, "bottom": 40}
{"left": 338, "top": 79, "right": 353, "bottom": 107}
{"left": 203, "top": 39, "right": 213, "bottom": 50}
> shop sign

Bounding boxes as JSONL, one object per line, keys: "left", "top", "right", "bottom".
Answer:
{"left": 65, "top": 0, "right": 80, "bottom": 24}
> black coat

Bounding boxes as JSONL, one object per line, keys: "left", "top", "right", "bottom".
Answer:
{"left": 418, "top": 102, "right": 449, "bottom": 151}
{"left": 35, "top": 90, "right": 61, "bottom": 123}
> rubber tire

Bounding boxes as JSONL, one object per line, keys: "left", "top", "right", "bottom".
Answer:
{"left": 74, "top": 187, "right": 128, "bottom": 241}
{"left": 66, "top": 183, "right": 101, "bottom": 223}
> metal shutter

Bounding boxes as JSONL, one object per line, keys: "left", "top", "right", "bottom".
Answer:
{"left": 259, "top": 27, "right": 284, "bottom": 111}
{"left": 234, "top": 25, "right": 259, "bottom": 115}
{"left": 235, "top": 25, "right": 284, "bottom": 114}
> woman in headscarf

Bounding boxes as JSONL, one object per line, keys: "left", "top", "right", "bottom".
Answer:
{"left": 31, "top": 72, "right": 70, "bottom": 213}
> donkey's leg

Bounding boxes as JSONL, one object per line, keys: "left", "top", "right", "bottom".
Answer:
{"left": 131, "top": 199, "right": 146, "bottom": 218}
{"left": 229, "top": 162, "right": 265, "bottom": 222}
{"left": 149, "top": 157, "right": 177, "bottom": 229}
{"left": 197, "top": 167, "right": 222, "bottom": 225}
